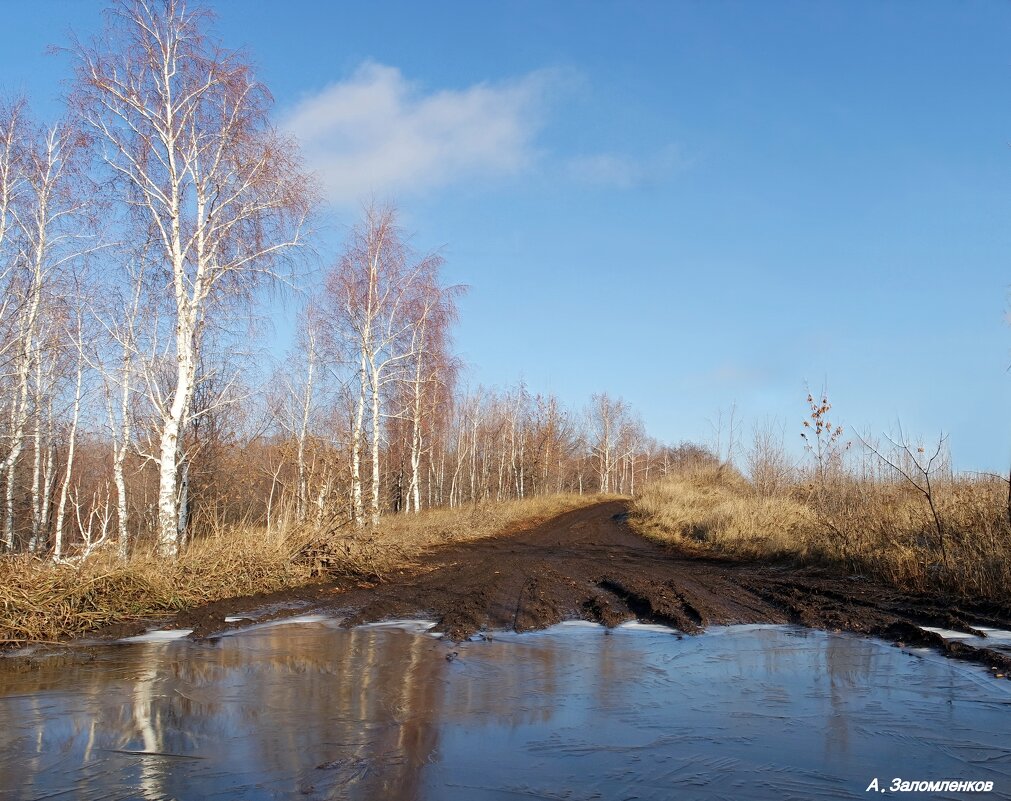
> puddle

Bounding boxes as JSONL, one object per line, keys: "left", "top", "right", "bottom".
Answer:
{"left": 0, "top": 624, "right": 1008, "bottom": 800}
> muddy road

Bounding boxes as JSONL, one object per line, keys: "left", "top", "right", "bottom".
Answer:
{"left": 166, "top": 501, "right": 1011, "bottom": 671}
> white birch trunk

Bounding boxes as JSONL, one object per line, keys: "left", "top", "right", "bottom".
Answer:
{"left": 407, "top": 322, "right": 426, "bottom": 514}
{"left": 29, "top": 352, "right": 44, "bottom": 551}
{"left": 2, "top": 247, "right": 44, "bottom": 549}
{"left": 369, "top": 359, "right": 382, "bottom": 527}
{"left": 113, "top": 369, "right": 131, "bottom": 560}
{"left": 350, "top": 352, "right": 367, "bottom": 527}
{"left": 294, "top": 325, "right": 315, "bottom": 524}
{"left": 156, "top": 309, "right": 195, "bottom": 558}
{"left": 54, "top": 340, "right": 84, "bottom": 560}
{"left": 176, "top": 457, "right": 189, "bottom": 549}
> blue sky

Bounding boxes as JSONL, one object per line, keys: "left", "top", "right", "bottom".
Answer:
{"left": 5, "top": 1, "right": 1010, "bottom": 470}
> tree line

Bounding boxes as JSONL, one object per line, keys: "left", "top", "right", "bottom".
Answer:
{"left": 0, "top": 0, "right": 676, "bottom": 562}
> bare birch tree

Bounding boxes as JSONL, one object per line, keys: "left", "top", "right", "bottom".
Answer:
{"left": 91, "top": 248, "right": 149, "bottom": 559}
{"left": 402, "top": 278, "right": 460, "bottom": 513}
{"left": 588, "top": 392, "right": 629, "bottom": 494}
{"left": 1, "top": 115, "right": 90, "bottom": 551}
{"left": 274, "top": 300, "right": 324, "bottom": 525}
{"left": 73, "top": 0, "right": 312, "bottom": 556}
{"left": 53, "top": 306, "right": 89, "bottom": 560}
{"left": 323, "top": 204, "right": 440, "bottom": 527}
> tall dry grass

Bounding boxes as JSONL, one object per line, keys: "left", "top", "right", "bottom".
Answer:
{"left": 631, "top": 465, "right": 820, "bottom": 559}
{"left": 0, "top": 524, "right": 312, "bottom": 645}
{"left": 630, "top": 463, "right": 1011, "bottom": 600}
{"left": 1, "top": 493, "right": 605, "bottom": 646}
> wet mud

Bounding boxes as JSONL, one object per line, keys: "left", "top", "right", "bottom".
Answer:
{"left": 100, "top": 501, "right": 1011, "bottom": 672}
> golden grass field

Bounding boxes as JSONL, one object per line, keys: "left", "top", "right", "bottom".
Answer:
{"left": 631, "top": 463, "right": 1011, "bottom": 601}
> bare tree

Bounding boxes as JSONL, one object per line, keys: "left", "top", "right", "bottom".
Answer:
{"left": 292, "top": 307, "right": 319, "bottom": 525}
{"left": 587, "top": 392, "right": 629, "bottom": 494}
{"left": 73, "top": 0, "right": 313, "bottom": 556}
{"left": 616, "top": 412, "right": 645, "bottom": 495}
{"left": 0, "top": 99, "right": 27, "bottom": 384}
{"left": 800, "top": 384, "right": 849, "bottom": 494}
{"left": 707, "top": 402, "right": 741, "bottom": 470}
{"left": 53, "top": 306, "right": 89, "bottom": 560}
{"left": 747, "top": 417, "right": 794, "bottom": 497}
{"left": 862, "top": 425, "right": 951, "bottom": 566}
{"left": 1, "top": 115, "right": 90, "bottom": 551}
{"left": 97, "top": 254, "right": 147, "bottom": 559}
{"left": 402, "top": 281, "right": 460, "bottom": 513}
{"left": 322, "top": 204, "right": 439, "bottom": 527}
{"left": 273, "top": 300, "right": 323, "bottom": 525}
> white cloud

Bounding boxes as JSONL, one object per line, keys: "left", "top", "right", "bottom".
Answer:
{"left": 566, "top": 145, "right": 687, "bottom": 189}
{"left": 283, "top": 62, "right": 558, "bottom": 205}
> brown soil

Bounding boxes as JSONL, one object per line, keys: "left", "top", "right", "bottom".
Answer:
{"left": 112, "top": 501, "right": 1011, "bottom": 673}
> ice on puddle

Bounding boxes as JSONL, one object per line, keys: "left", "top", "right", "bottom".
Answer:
{"left": 921, "top": 626, "right": 976, "bottom": 639}
{"left": 357, "top": 619, "right": 440, "bottom": 635}
{"left": 973, "top": 626, "right": 1011, "bottom": 641}
{"left": 120, "top": 629, "right": 193, "bottom": 643}
{"left": 617, "top": 621, "right": 682, "bottom": 634}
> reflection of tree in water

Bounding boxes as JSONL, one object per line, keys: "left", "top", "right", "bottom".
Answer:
{"left": 2, "top": 627, "right": 1008, "bottom": 800}
{"left": 739, "top": 629, "right": 879, "bottom": 761}
{"left": 168, "top": 626, "right": 452, "bottom": 800}
{"left": 0, "top": 626, "right": 572, "bottom": 800}
{"left": 821, "top": 633, "right": 876, "bottom": 759}
{"left": 132, "top": 662, "right": 166, "bottom": 800}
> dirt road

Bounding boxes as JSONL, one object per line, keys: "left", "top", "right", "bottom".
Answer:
{"left": 175, "top": 501, "right": 1011, "bottom": 671}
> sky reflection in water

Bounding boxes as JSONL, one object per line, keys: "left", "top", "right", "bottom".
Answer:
{"left": 0, "top": 622, "right": 1008, "bottom": 800}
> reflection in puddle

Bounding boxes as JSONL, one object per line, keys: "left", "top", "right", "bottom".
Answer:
{"left": 1, "top": 624, "right": 1008, "bottom": 800}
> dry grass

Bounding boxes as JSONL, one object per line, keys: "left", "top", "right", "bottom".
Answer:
{"left": 631, "top": 465, "right": 820, "bottom": 559}
{"left": 630, "top": 464, "right": 1011, "bottom": 600}
{"left": 0, "top": 493, "right": 607, "bottom": 646}
{"left": 0, "top": 526, "right": 312, "bottom": 646}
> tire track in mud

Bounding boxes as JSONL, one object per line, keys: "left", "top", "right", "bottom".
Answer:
{"left": 181, "top": 500, "right": 1011, "bottom": 674}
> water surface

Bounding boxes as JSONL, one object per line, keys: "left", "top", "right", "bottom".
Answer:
{"left": 1, "top": 621, "right": 1008, "bottom": 800}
